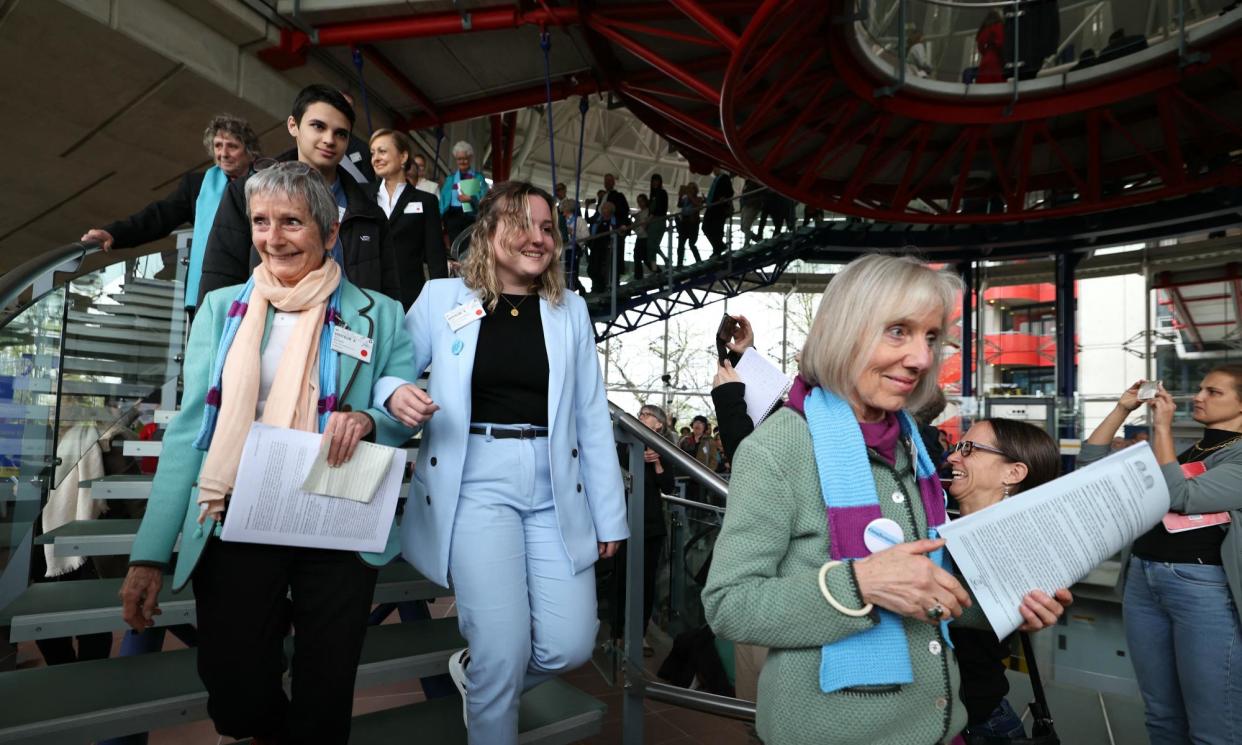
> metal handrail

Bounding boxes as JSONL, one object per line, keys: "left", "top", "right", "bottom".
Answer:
{"left": 608, "top": 401, "right": 729, "bottom": 501}
{"left": 0, "top": 240, "right": 101, "bottom": 319}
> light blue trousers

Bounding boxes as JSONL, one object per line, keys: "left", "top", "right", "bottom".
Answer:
{"left": 1125, "top": 556, "right": 1242, "bottom": 745}
{"left": 450, "top": 429, "right": 599, "bottom": 745}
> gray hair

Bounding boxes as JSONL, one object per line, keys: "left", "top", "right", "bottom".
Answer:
{"left": 799, "top": 253, "right": 963, "bottom": 414}
{"left": 244, "top": 163, "right": 338, "bottom": 240}
{"left": 202, "top": 114, "right": 260, "bottom": 160}
{"left": 452, "top": 140, "right": 474, "bottom": 159}
{"left": 560, "top": 197, "right": 578, "bottom": 214}
{"left": 638, "top": 404, "right": 669, "bottom": 428}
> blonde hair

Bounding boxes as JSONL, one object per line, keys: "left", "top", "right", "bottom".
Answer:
{"left": 369, "top": 129, "right": 413, "bottom": 173}
{"left": 460, "top": 181, "right": 565, "bottom": 310}
{"left": 799, "top": 253, "right": 963, "bottom": 413}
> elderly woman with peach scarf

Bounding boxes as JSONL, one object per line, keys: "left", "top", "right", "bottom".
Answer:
{"left": 119, "top": 162, "right": 415, "bottom": 745}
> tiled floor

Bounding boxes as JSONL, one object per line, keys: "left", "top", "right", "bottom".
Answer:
{"left": 16, "top": 597, "right": 753, "bottom": 744}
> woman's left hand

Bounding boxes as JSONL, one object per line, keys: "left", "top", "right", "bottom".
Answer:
{"left": 599, "top": 541, "right": 622, "bottom": 559}
{"left": 322, "top": 411, "right": 374, "bottom": 467}
{"left": 1017, "top": 588, "right": 1073, "bottom": 631}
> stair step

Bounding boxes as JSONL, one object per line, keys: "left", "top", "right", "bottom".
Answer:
{"left": 66, "top": 323, "right": 179, "bottom": 345}
{"left": 67, "top": 310, "right": 183, "bottom": 333}
{"left": 348, "top": 678, "right": 606, "bottom": 744}
{"left": 63, "top": 355, "right": 176, "bottom": 379}
{"left": 91, "top": 299, "right": 180, "bottom": 320}
{"left": 0, "top": 563, "right": 448, "bottom": 642}
{"left": 103, "top": 293, "right": 179, "bottom": 313}
{"left": 0, "top": 617, "right": 465, "bottom": 745}
{"left": 87, "top": 474, "right": 415, "bottom": 504}
{"left": 61, "top": 379, "right": 159, "bottom": 398}
{"left": 64, "top": 337, "right": 175, "bottom": 361}
{"left": 118, "top": 282, "right": 180, "bottom": 300}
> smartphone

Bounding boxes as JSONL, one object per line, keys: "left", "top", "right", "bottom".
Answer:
{"left": 716, "top": 314, "right": 739, "bottom": 361}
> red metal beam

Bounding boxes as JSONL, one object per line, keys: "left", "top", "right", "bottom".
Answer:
{"left": 403, "top": 77, "right": 599, "bottom": 130}
{"left": 620, "top": 84, "right": 725, "bottom": 143}
{"left": 591, "top": 22, "right": 720, "bottom": 104}
{"left": 359, "top": 45, "right": 440, "bottom": 122}
{"left": 590, "top": 14, "right": 724, "bottom": 49}
{"left": 668, "top": 0, "right": 741, "bottom": 51}
{"left": 316, "top": 5, "right": 579, "bottom": 46}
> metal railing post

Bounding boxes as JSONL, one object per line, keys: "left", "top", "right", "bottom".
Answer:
{"left": 620, "top": 426, "right": 648, "bottom": 745}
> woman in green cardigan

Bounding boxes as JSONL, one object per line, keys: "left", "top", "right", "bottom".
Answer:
{"left": 703, "top": 254, "right": 1070, "bottom": 745}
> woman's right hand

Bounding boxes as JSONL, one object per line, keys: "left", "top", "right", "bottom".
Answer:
{"left": 853, "top": 539, "right": 971, "bottom": 624}
{"left": 386, "top": 384, "right": 440, "bottom": 427}
{"left": 1117, "top": 379, "right": 1145, "bottom": 412}
{"left": 120, "top": 566, "right": 163, "bottom": 632}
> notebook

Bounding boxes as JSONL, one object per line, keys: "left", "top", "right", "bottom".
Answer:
{"left": 1162, "top": 460, "right": 1232, "bottom": 533}
{"left": 734, "top": 349, "right": 793, "bottom": 426}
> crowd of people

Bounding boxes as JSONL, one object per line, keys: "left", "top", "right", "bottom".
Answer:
{"left": 68, "top": 81, "right": 1238, "bottom": 745}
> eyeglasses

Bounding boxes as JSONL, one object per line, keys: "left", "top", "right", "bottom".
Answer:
{"left": 951, "top": 440, "right": 1008, "bottom": 458}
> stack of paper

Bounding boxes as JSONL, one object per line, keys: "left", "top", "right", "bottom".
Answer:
{"left": 734, "top": 348, "right": 792, "bottom": 426}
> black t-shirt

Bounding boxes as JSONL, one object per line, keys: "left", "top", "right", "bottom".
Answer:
{"left": 1130, "top": 428, "right": 1240, "bottom": 565}
{"left": 470, "top": 294, "right": 550, "bottom": 426}
{"left": 950, "top": 626, "right": 1013, "bottom": 726}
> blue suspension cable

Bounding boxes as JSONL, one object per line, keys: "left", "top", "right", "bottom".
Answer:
{"left": 568, "top": 95, "right": 589, "bottom": 290}
{"left": 351, "top": 47, "right": 374, "bottom": 136}
{"left": 539, "top": 31, "right": 557, "bottom": 190}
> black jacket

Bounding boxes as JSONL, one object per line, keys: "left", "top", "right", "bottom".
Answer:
{"left": 604, "top": 189, "right": 631, "bottom": 226}
{"left": 341, "top": 134, "right": 377, "bottom": 184}
{"left": 711, "top": 381, "right": 754, "bottom": 463}
{"left": 378, "top": 182, "right": 446, "bottom": 310}
{"left": 197, "top": 151, "right": 400, "bottom": 305}
{"left": 648, "top": 187, "right": 669, "bottom": 217}
{"left": 703, "top": 174, "right": 735, "bottom": 223}
{"left": 104, "top": 172, "right": 205, "bottom": 249}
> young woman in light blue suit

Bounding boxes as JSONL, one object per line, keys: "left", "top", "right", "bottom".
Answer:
{"left": 376, "top": 181, "right": 628, "bottom": 744}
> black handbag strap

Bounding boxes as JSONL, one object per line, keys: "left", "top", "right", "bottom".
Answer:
{"left": 1019, "top": 631, "right": 1055, "bottom": 726}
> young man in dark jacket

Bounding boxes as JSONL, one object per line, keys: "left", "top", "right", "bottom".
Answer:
{"left": 197, "top": 84, "right": 400, "bottom": 304}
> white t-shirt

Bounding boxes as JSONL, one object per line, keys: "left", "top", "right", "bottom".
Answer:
{"left": 257, "top": 311, "right": 299, "bottom": 418}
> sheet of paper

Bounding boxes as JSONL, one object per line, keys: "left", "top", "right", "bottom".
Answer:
{"left": 733, "top": 348, "right": 792, "bottom": 426}
{"left": 302, "top": 438, "right": 396, "bottom": 504}
{"left": 939, "top": 442, "right": 1169, "bottom": 639}
{"left": 222, "top": 423, "right": 405, "bottom": 553}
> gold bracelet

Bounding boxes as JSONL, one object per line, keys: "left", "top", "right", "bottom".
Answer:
{"left": 818, "top": 561, "right": 874, "bottom": 617}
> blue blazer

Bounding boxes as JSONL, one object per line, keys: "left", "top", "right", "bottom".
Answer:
{"left": 129, "top": 280, "right": 416, "bottom": 591}
{"left": 374, "top": 278, "right": 629, "bottom": 588}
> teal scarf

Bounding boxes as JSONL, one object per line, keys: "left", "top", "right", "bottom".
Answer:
{"left": 187, "top": 166, "right": 228, "bottom": 308}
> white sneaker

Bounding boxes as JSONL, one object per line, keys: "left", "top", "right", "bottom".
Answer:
{"left": 448, "top": 648, "right": 471, "bottom": 728}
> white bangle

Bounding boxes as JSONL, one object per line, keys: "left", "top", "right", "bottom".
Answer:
{"left": 818, "top": 561, "right": 875, "bottom": 618}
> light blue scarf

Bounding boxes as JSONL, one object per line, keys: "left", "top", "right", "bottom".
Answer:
{"left": 803, "top": 387, "right": 951, "bottom": 693}
{"left": 187, "top": 166, "right": 228, "bottom": 308}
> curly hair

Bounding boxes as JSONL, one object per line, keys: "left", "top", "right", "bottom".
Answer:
{"left": 202, "top": 114, "right": 260, "bottom": 160}
{"left": 460, "top": 181, "right": 565, "bottom": 311}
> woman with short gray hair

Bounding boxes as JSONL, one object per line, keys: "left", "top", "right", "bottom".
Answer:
{"left": 440, "top": 139, "right": 490, "bottom": 248}
{"left": 120, "top": 162, "right": 416, "bottom": 744}
{"left": 704, "top": 253, "right": 1070, "bottom": 745}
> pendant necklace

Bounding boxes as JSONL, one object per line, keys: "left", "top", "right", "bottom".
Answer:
{"left": 499, "top": 294, "right": 531, "bottom": 317}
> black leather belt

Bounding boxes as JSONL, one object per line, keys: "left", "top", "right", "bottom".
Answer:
{"left": 469, "top": 425, "right": 548, "bottom": 439}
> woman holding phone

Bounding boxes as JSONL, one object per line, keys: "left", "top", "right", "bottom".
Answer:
{"left": 1083, "top": 371, "right": 1242, "bottom": 744}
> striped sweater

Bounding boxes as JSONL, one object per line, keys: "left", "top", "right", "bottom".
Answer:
{"left": 704, "top": 407, "right": 979, "bottom": 745}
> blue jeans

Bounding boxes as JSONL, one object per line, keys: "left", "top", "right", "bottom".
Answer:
{"left": 1125, "top": 556, "right": 1242, "bottom": 745}
{"left": 450, "top": 430, "right": 598, "bottom": 745}
{"left": 963, "top": 698, "right": 1026, "bottom": 743}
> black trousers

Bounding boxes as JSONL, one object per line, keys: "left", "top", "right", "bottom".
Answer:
{"left": 193, "top": 538, "right": 378, "bottom": 744}
{"left": 702, "top": 216, "right": 727, "bottom": 256}
{"left": 35, "top": 561, "right": 113, "bottom": 665}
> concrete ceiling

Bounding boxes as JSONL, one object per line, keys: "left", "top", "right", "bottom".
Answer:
{"left": 0, "top": 0, "right": 701, "bottom": 277}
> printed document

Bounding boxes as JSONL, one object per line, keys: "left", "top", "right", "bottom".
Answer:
{"left": 940, "top": 443, "right": 1169, "bottom": 639}
{"left": 222, "top": 423, "right": 405, "bottom": 552}
{"left": 302, "top": 438, "right": 396, "bottom": 504}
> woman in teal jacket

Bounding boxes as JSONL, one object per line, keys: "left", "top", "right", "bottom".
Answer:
{"left": 119, "top": 163, "right": 414, "bottom": 745}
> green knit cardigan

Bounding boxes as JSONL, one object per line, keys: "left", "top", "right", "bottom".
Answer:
{"left": 704, "top": 407, "right": 984, "bottom": 745}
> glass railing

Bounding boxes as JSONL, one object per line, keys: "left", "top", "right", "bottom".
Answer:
{"left": 856, "top": 0, "right": 1235, "bottom": 89}
{"left": 0, "top": 236, "right": 188, "bottom": 613}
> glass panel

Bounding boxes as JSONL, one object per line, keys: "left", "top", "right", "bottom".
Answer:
{"left": 52, "top": 241, "right": 188, "bottom": 489}
{"left": 0, "top": 285, "right": 67, "bottom": 611}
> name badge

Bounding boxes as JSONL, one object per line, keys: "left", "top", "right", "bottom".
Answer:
{"left": 445, "top": 299, "right": 485, "bottom": 332}
{"left": 337, "top": 206, "right": 346, "bottom": 222}
{"left": 404, "top": 202, "right": 424, "bottom": 214}
{"left": 349, "top": 151, "right": 363, "bottom": 163}
{"left": 331, "top": 325, "right": 374, "bottom": 363}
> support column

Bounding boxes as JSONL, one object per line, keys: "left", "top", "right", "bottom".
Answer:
{"left": 1056, "top": 252, "right": 1083, "bottom": 459}
{"left": 958, "top": 261, "right": 974, "bottom": 399}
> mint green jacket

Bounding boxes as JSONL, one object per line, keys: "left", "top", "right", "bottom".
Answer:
{"left": 703, "top": 408, "right": 975, "bottom": 745}
{"left": 129, "top": 280, "right": 415, "bottom": 591}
